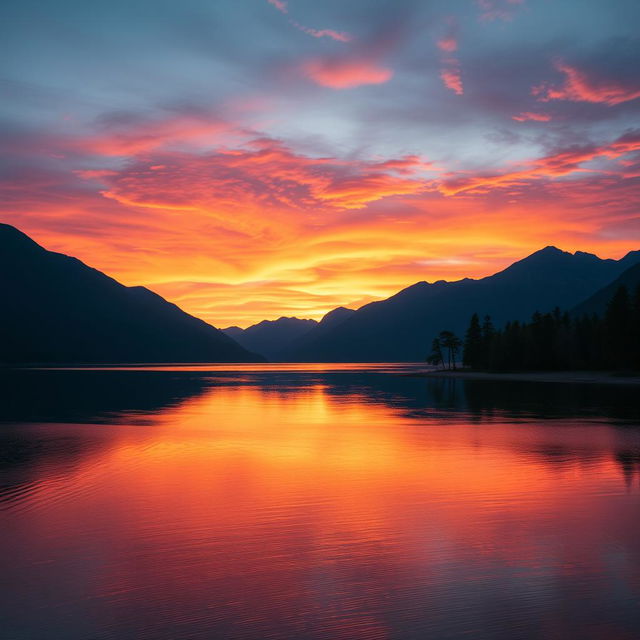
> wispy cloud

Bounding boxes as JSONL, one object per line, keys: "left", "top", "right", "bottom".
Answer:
{"left": 512, "top": 112, "right": 551, "bottom": 122}
{"left": 533, "top": 60, "right": 640, "bottom": 106}
{"left": 440, "top": 129, "right": 640, "bottom": 194}
{"left": 267, "top": 0, "right": 352, "bottom": 42}
{"left": 267, "top": 0, "right": 288, "bottom": 14}
{"left": 76, "top": 114, "right": 234, "bottom": 156}
{"left": 437, "top": 18, "right": 463, "bottom": 95}
{"left": 291, "top": 23, "right": 352, "bottom": 43}
{"left": 476, "top": 0, "right": 525, "bottom": 22}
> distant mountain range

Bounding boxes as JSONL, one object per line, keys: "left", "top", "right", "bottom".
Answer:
{"left": 223, "top": 317, "right": 318, "bottom": 361}
{"left": 0, "top": 224, "right": 263, "bottom": 364}
{"left": 261, "top": 246, "right": 640, "bottom": 362}
{"left": 223, "top": 307, "right": 356, "bottom": 361}
{"left": 3, "top": 222, "right": 638, "bottom": 364}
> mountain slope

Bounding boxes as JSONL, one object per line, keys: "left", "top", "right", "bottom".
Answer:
{"left": 276, "top": 306, "right": 356, "bottom": 361}
{"left": 0, "top": 224, "right": 263, "bottom": 364}
{"left": 284, "top": 247, "right": 640, "bottom": 362}
{"left": 222, "top": 316, "right": 317, "bottom": 360}
{"left": 572, "top": 260, "right": 640, "bottom": 317}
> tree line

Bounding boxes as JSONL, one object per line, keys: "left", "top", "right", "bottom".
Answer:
{"left": 427, "top": 284, "right": 640, "bottom": 372}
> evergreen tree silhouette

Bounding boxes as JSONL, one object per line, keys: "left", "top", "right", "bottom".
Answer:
{"left": 605, "top": 285, "right": 632, "bottom": 368}
{"left": 463, "top": 313, "right": 483, "bottom": 369}
{"left": 439, "top": 330, "right": 462, "bottom": 370}
{"left": 426, "top": 338, "right": 444, "bottom": 369}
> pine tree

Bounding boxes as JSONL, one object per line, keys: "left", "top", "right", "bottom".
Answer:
{"left": 481, "top": 315, "right": 495, "bottom": 369}
{"left": 605, "top": 285, "right": 632, "bottom": 368}
{"left": 463, "top": 313, "right": 483, "bottom": 369}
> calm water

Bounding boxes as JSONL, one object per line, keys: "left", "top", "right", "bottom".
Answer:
{"left": 1, "top": 364, "right": 640, "bottom": 640}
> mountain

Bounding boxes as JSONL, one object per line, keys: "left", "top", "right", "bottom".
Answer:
{"left": 222, "top": 316, "right": 317, "bottom": 361}
{"left": 0, "top": 224, "right": 263, "bottom": 364}
{"left": 314, "top": 306, "right": 357, "bottom": 331}
{"left": 276, "top": 306, "right": 356, "bottom": 361}
{"left": 283, "top": 246, "right": 640, "bottom": 362}
{"left": 572, "top": 260, "right": 640, "bottom": 317}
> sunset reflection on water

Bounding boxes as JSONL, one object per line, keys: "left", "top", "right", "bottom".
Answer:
{"left": 1, "top": 366, "right": 639, "bottom": 640}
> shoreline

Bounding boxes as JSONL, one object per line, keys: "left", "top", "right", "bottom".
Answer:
{"left": 409, "top": 369, "right": 640, "bottom": 386}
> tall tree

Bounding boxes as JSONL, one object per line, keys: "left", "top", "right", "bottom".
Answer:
{"left": 426, "top": 338, "right": 444, "bottom": 369}
{"left": 439, "top": 330, "right": 463, "bottom": 370}
{"left": 481, "top": 315, "right": 495, "bottom": 369}
{"left": 632, "top": 284, "right": 640, "bottom": 369}
{"left": 463, "top": 313, "right": 483, "bottom": 369}
{"left": 605, "top": 285, "right": 632, "bottom": 368}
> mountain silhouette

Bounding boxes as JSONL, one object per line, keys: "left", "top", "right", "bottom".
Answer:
{"left": 282, "top": 246, "right": 640, "bottom": 362}
{"left": 222, "top": 316, "right": 317, "bottom": 361}
{"left": 0, "top": 224, "right": 263, "bottom": 364}
{"left": 276, "top": 306, "right": 356, "bottom": 361}
{"left": 572, "top": 258, "right": 640, "bottom": 317}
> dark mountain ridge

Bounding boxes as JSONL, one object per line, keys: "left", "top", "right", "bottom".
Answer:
{"left": 282, "top": 246, "right": 640, "bottom": 362}
{"left": 276, "top": 306, "right": 356, "bottom": 360}
{"left": 222, "top": 316, "right": 317, "bottom": 361}
{"left": 0, "top": 224, "right": 262, "bottom": 364}
{"left": 572, "top": 261, "right": 640, "bottom": 317}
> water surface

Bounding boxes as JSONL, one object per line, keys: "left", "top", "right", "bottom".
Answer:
{"left": 1, "top": 364, "right": 640, "bottom": 639}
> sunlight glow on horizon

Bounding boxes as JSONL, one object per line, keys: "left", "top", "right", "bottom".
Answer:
{"left": 1, "top": 0, "right": 639, "bottom": 327}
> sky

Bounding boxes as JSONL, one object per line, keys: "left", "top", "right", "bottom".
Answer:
{"left": 1, "top": 0, "right": 639, "bottom": 327}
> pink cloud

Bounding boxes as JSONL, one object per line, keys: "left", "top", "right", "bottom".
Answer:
{"left": 370, "top": 156, "right": 438, "bottom": 174}
{"left": 291, "top": 23, "right": 352, "bottom": 42}
{"left": 437, "top": 18, "right": 463, "bottom": 95}
{"left": 301, "top": 57, "right": 392, "bottom": 89}
{"left": 512, "top": 112, "right": 552, "bottom": 122}
{"left": 89, "top": 138, "right": 425, "bottom": 213}
{"left": 267, "top": 0, "right": 352, "bottom": 42}
{"left": 440, "top": 66, "right": 463, "bottom": 95}
{"left": 437, "top": 17, "right": 458, "bottom": 52}
{"left": 267, "top": 0, "right": 287, "bottom": 14}
{"left": 76, "top": 115, "right": 233, "bottom": 156}
{"left": 533, "top": 60, "right": 640, "bottom": 106}
{"left": 440, "top": 129, "right": 640, "bottom": 195}
{"left": 437, "top": 36, "right": 458, "bottom": 53}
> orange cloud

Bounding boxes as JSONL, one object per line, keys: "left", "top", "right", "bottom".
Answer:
{"left": 512, "top": 112, "right": 551, "bottom": 122}
{"left": 93, "top": 138, "right": 426, "bottom": 215}
{"left": 301, "top": 57, "right": 392, "bottom": 89}
{"left": 2, "top": 121, "right": 638, "bottom": 328}
{"left": 533, "top": 60, "right": 640, "bottom": 106}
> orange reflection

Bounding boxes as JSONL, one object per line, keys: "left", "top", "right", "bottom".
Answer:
{"left": 3, "top": 376, "right": 640, "bottom": 638}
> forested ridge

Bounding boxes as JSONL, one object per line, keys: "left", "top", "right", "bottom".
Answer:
{"left": 427, "top": 283, "right": 640, "bottom": 372}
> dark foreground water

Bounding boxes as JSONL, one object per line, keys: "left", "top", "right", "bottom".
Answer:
{"left": 1, "top": 364, "right": 640, "bottom": 640}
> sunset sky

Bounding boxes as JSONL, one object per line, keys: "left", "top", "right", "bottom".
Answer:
{"left": 2, "top": 0, "right": 639, "bottom": 327}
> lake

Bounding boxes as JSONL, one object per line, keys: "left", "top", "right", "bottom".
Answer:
{"left": 2, "top": 364, "right": 640, "bottom": 640}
